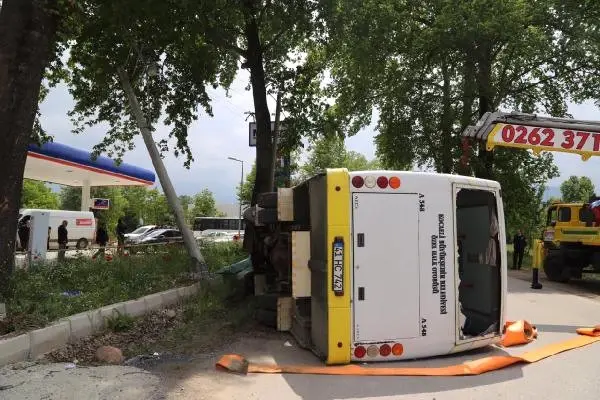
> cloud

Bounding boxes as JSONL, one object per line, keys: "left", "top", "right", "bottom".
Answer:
{"left": 38, "top": 70, "right": 600, "bottom": 204}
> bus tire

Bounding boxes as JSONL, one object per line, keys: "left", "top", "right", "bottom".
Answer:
{"left": 256, "top": 293, "right": 279, "bottom": 311}
{"left": 257, "top": 192, "right": 278, "bottom": 208}
{"left": 543, "top": 250, "right": 570, "bottom": 283}
{"left": 256, "top": 309, "right": 277, "bottom": 328}
{"left": 76, "top": 238, "right": 88, "bottom": 249}
{"left": 257, "top": 208, "right": 278, "bottom": 224}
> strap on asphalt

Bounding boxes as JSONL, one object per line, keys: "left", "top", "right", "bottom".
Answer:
{"left": 215, "top": 321, "right": 600, "bottom": 376}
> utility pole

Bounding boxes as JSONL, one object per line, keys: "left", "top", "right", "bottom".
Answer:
{"left": 117, "top": 67, "right": 208, "bottom": 277}
{"left": 228, "top": 156, "right": 244, "bottom": 237}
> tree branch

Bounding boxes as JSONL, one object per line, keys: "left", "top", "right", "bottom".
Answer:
{"left": 264, "top": 27, "right": 290, "bottom": 52}
{"left": 507, "top": 63, "right": 591, "bottom": 98}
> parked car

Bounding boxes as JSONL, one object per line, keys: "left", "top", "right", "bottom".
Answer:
{"left": 137, "top": 228, "right": 182, "bottom": 245}
{"left": 124, "top": 225, "right": 157, "bottom": 243}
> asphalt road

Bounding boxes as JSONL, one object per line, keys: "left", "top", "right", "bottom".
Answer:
{"left": 2, "top": 276, "right": 600, "bottom": 399}
{"left": 166, "top": 276, "right": 600, "bottom": 400}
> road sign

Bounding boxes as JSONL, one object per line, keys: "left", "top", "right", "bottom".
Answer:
{"left": 248, "top": 121, "right": 286, "bottom": 147}
{"left": 91, "top": 198, "right": 110, "bottom": 210}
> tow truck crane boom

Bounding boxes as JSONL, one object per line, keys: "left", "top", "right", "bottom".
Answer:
{"left": 464, "top": 111, "right": 600, "bottom": 284}
{"left": 462, "top": 111, "right": 600, "bottom": 160}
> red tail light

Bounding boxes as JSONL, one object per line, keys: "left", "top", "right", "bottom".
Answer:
{"left": 354, "top": 346, "right": 366, "bottom": 358}
{"left": 377, "top": 176, "right": 388, "bottom": 188}
{"left": 352, "top": 176, "right": 364, "bottom": 188}
{"left": 379, "top": 344, "right": 391, "bottom": 357}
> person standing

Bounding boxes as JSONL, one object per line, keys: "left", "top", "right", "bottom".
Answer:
{"left": 18, "top": 217, "right": 31, "bottom": 251}
{"left": 116, "top": 218, "right": 126, "bottom": 255}
{"left": 93, "top": 223, "right": 109, "bottom": 259}
{"left": 512, "top": 229, "right": 527, "bottom": 270}
{"left": 57, "top": 220, "right": 69, "bottom": 262}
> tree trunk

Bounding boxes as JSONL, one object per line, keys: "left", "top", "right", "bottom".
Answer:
{"left": 0, "top": 0, "right": 60, "bottom": 298}
{"left": 440, "top": 60, "right": 453, "bottom": 174}
{"left": 475, "top": 44, "right": 495, "bottom": 179}
{"left": 117, "top": 68, "right": 209, "bottom": 277}
{"left": 244, "top": 11, "right": 274, "bottom": 205}
{"left": 459, "top": 52, "right": 476, "bottom": 176}
{"left": 270, "top": 87, "right": 283, "bottom": 189}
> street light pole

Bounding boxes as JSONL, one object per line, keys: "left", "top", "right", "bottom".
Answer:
{"left": 228, "top": 157, "right": 244, "bottom": 237}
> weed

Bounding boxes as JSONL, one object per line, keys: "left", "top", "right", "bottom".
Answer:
{"left": 105, "top": 310, "right": 135, "bottom": 332}
{"left": 3, "top": 242, "right": 247, "bottom": 336}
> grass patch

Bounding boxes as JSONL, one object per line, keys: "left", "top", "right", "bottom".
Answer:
{"left": 506, "top": 243, "right": 534, "bottom": 270}
{"left": 2, "top": 242, "right": 247, "bottom": 336}
{"left": 127, "top": 280, "right": 259, "bottom": 357}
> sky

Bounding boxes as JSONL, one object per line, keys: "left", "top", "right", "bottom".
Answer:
{"left": 38, "top": 68, "right": 600, "bottom": 205}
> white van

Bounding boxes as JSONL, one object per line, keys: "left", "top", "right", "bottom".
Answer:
{"left": 18, "top": 209, "right": 97, "bottom": 250}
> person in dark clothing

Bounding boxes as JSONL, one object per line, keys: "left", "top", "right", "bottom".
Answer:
{"left": 18, "top": 217, "right": 31, "bottom": 251}
{"left": 47, "top": 227, "right": 51, "bottom": 250}
{"left": 512, "top": 229, "right": 527, "bottom": 270}
{"left": 116, "top": 218, "right": 126, "bottom": 255}
{"left": 93, "top": 223, "right": 109, "bottom": 259}
{"left": 57, "top": 220, "right": 68, "bottom": 262}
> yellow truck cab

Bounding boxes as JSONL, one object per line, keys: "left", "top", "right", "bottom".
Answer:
{"left": 542, "top": 199, "right": 600, "bottom": 282}
{"left": 245, "top": 168, "right": 507, "bottom": 365}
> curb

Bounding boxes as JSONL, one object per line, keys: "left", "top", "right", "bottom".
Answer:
{"left": 0, "top": 282, "right": 201, "bottom": 367}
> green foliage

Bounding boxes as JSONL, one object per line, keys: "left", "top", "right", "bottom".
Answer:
{"left": 560, "top": 176, "right": 596, "bottom": 203}
{"left": 315, "top": 0, "right": 596, "bottom": 246}
{"left": 299, "top": 135, "right": 380, "bottom": 179}
{"left": 105, "top": 310, "right": 135, "bottom": 332}
{"left": 59, "top": 186, "right": 128, "bottom": 233}
{"left": 493, "top": 149, "right": 559, "bottom": 243}
{"left": 3, "top": 242, "right": 246, "bottom": 335}
{"left": 62, "top": 0, "right": 239, "bottom": 168}
{"left": 58, "top": 185, "right": 223, "bottom": 231}
{"left": 192, "top": 189, "right": 222, "bottom": 218}
{"left": 20, "top": 180, "right": 59, "bottom": 209}
{"left": 237, "top": 163, "right": 256, "bottom": 207}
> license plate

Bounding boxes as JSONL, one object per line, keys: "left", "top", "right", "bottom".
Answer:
{"left": 332, "top": 237, "right": 344, "bottom": 296}
{"left": 544, "top": 231, "right": 554, "bottom": 241}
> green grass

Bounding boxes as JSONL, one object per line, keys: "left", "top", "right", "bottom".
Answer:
{"left": 506, "top": 243, "right": 534, "bottom": 270}
{"left": 1, "top": 242, "right": 247, "bottom": 335}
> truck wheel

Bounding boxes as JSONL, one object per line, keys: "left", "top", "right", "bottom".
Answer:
{"left": 257, "top": 192, "right": 278, "bottom": 208}
{"left": 543, "top": 251, "right": 570, "bottom": 283}
{"left": 76, "top": 238, "right": 89, "bottom": 249}
{"left": 591, "top": 252, "right": 600, "bottom": 272}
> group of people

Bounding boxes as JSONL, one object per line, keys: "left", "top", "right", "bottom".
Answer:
{"left": 92, "top": 218, "right": 127, "bottom": 259}
{"left": 18, "top": 217, "right": 127, "bottom": 262}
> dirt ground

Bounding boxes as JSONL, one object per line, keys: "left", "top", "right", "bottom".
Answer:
{"left": 4, "top": 271, "right": 600, "bottom": 399}
{"left": 0, "top": 287, "right": 288, "bottom": 400}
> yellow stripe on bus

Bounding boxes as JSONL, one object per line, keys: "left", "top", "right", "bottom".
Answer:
{"left": 325, "top": 168, "right": 352, "bottom": 365}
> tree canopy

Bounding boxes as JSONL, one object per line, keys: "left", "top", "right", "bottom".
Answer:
{"left": 560, "top": 176, "right": 596, "bottom": 203}
{"left": 20, "top": 180, "right": 60, "bottom": 209}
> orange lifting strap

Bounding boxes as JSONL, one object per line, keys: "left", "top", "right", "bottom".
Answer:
{"left": 216, "top": 321, "right": 600, "bottom": 376}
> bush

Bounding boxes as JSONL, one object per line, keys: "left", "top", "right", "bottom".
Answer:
{"left": 2, "top": 242, "right": 247, "bottom": 335}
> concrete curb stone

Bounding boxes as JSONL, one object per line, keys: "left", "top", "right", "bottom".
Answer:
{"left": 0, "top": 282, "right": 199, "bottom": 367}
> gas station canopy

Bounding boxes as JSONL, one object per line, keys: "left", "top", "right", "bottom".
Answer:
{"left": 25, "top": 142, "right": 155, "bottom": 187}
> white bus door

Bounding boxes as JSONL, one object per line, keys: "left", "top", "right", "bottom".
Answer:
{"left": 352, "top": 192, "right": 421, "bottom": 343}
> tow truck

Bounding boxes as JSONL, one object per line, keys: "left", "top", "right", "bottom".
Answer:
{"left": 462, "top": 111, "right": 600, "bottom": 283}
